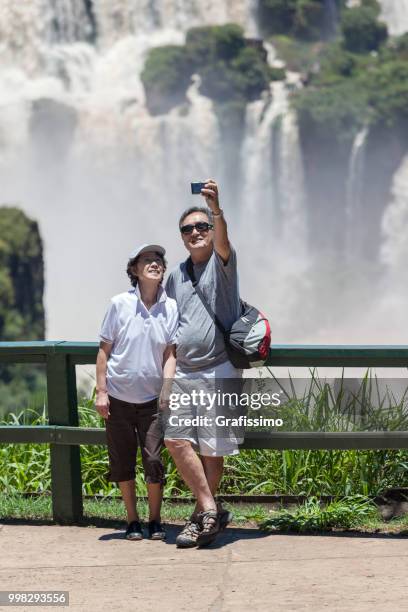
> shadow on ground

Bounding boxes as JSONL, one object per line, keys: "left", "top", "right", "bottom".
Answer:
{"left": 1, "top": 518, "right": 407, "bottom": 542}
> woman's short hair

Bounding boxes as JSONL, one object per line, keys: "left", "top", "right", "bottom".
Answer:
{"left": 126, "top": 252, "right": 167, "bottom": 288}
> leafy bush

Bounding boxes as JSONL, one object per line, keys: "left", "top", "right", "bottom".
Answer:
{"left": 341, "top": 5, "right": 387, "bottom": 53}
{"left": 189, "top": 26, "right": 271, "bottom": 103}
{"left": 293, "top": 25, "right": 408, "bottom": 144}
{"left": 213, "top": 23, "right": 246, "bottom": 60}
{"left": 184, "top": 26, "right": 214, "bottom": 68}
{"left": 142, "top": 25, "right": 271, "bottom": 114}
{"left": 318, "top": 44, "right": 358, "bottom": 79}
{"left": 260, "top": 496, "right": 378, "bottom": 532}
{"left": 363, "top": 60, "right": 408, "bottom": 126}
{"left": 0, "top": 207, "right": 45, "bottom": 341}
{"left": 294, "top": 79, "right": 367, "bottom": 143}
{"left": 141, "top": 46, "right": 192, "bottom": 115}
{"left": 207, "top": 47, "right": 270, "bottom": 101}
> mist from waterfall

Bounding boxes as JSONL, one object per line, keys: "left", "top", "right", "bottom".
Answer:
{"left": 0, "top": 0, "right": 257, "bottom": 342}
{"left": 378, "top": 0, "right": 408, "bottom": 36}
{"left": 0, "top": 0, "right": 408, "bottom": 348}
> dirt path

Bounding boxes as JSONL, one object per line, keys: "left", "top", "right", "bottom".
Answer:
{"left": 1, "top": 523, "right": 407, "bottom": 611}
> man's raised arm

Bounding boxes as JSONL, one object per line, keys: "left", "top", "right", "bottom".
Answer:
{"left": 201, "top": 179, "right": 230, "bottom": 264}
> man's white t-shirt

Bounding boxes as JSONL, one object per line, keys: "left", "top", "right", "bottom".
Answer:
{"left": 99, "top": 285, "right": 178, "bottom": 403}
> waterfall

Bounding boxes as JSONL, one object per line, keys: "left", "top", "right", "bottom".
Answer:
{"left": 378, "top": 0, "right": 408, "bottom": 36}
{"left": 239, "top": 63, "right": 308, "bottom": 338}
{"left": 2, "top": 1, "right": 404, "bottom": 347}
{"left": 240, "top": 41, "right": 306, "bottom": 257}
{"left": 0, "top": 0, "right": 259, "bottom": 341}
{"left": 381, "top": 155, "right": 408, "bottom": 274}
{"left": 345, "top": 126, "right": 368, "bottom": 258}
{"left": 240, "top": 81, "right": 306, "bottom": 251}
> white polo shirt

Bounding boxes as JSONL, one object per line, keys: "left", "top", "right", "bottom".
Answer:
{"left": 99, "top": 285, "right": 178, "bottom": 403}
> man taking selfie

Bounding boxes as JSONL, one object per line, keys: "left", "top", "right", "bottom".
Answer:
{"left": 164, "top": 179, "right": 243, "bottom": 548}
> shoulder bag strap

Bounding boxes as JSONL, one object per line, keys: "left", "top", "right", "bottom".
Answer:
{"left": 185, "top": 256, "right": 227, "bottom": 335}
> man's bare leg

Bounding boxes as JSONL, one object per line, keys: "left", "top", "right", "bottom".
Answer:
{"left": 201, "top": 455, "right": 224, "bottom": 495}
{"left": 147, "top": 483, "right": 162, "bottom": 522}
{"left": 118, "top": 479, "right": 139, "bottom": 523}
{"left": 189, "top": 455, "right": 224, "bottom": 514}
{"left": 165, "top": 439, "right": 216, "bottom": 511}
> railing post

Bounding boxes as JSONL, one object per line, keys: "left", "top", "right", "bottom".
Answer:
{"left": 47, "top": 352, "right": 83, "bottom": 524}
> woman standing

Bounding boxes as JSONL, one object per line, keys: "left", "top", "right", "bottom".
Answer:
{"left": 95, "top": 244, "right": 178, "bottom": 540}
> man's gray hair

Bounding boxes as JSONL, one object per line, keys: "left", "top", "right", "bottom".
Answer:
{"left": 179, "top": 206, "right": 213, "bottom": 227}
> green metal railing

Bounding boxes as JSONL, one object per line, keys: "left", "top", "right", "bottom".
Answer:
{"left": 1, "top": 341, "right": 408, "bottom": 524}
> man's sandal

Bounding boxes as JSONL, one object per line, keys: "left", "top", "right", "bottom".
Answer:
{"left": 196, "top": 510, "right": 220, "bottom": 548}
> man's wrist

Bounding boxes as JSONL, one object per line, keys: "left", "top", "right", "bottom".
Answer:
{"left": 96, "top": 388, "right": 108, "bottom": 394}
{"left": 212, "top": 208, "right": 223, "bottom": 218}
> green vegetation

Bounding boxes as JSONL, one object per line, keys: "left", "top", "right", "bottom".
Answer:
{"left": 141, "top": 46, "right": 192, "bottom": 115}
{"left": 0, "top": 207, "right": 46, "bottom": 418}
{"left": 141, "top": 24, "right": 273, "bottom": 115}
{"left": 140, "top": 2, "right": 408, "bottom": 155}
{"left": 141, "top": 23, "right": 276, "bottom": 205}
{"left": 341, "top": 4, "right": 387, "bottom": 53}
{"left": 293, "top": 29, "right": 408, "bottom": 145}
{"left": 1, "top": 379, "right": 408, "bottom": 531}
{"left": 295, "top": 76, "right": 367, "bottom": 143}
{"left": 287, "top": 2, "right": 407, "bottom": 155}
{"left": 0, "top": 494, "right": 267, "bottom": 526}
{"left": 250, "top": 372, "right": 408, "bottom": 433}
{"left": 2, "top": 379, "right": 408, "bottom": 498}
{"left": 0, "top": 207, "right": 44, "bottom": 341}
{"left": 2, "top": 494, "right": 408, "bottom": 534}
{"left": 260, "top": 496, "right": 379, "bottom": 532}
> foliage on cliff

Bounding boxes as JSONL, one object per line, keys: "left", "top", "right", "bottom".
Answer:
{"left": 139, "top": 46, "right": 192, "bottom": 116}
{"left": 141, "top": 0, "right": 407, "bottom": 140}
{"left": 341, "top": 4, "right": 387, "bottom": 53}
{"left": 293, "top": 5, "right": 408, "bottom": 144}
{"left": 141, "top": 24, "right": 274, "bottom": 116}
{"left": 258, "top": 0, "right": 346, "bottom": 41}
{"left": 0, "top": 207, "right": 45, "bottom": 341}
{"left": 0, "top": 207, "right": 46, "bottom": 416}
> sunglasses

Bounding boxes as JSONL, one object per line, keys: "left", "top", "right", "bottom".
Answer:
{"left": 180, "top": 221, "right": 214, "bottom": 235}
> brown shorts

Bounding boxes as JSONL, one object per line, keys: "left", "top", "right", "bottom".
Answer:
{"left": 105, "top": 395, "right": 165, "bottom": 485}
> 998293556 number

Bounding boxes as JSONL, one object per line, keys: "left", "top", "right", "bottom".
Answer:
{"left": 0, "top": 591, "right": 69, "bottom": 606}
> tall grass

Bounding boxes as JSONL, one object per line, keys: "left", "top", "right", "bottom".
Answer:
{"left": 249, "top": 370, "right": 408, "bottom": 432}
{"left": 0, "top": 377, "right": 407, "bottom": 497}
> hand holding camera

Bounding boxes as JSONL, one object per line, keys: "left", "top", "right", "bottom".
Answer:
{"left": 191, "top": 179, "right": 220, "bottom": 214}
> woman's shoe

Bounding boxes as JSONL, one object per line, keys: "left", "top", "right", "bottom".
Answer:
{"left": 148, "top": 520, "right": 166, "bottom": 540}
{"left": 125, "top": 520, "right": 143, "bottom": 540}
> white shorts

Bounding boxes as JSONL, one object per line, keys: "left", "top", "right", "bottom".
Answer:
{"left": 163, "top": 361, "right": 244, "bottom": 457}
